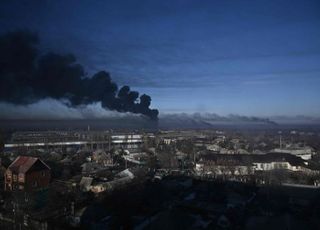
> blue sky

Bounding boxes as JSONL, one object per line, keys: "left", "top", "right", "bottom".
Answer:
{"left": 1, "top": 0, "right": 320, "bottom": 116}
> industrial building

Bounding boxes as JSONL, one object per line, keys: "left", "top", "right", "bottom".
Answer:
{"left": 4, "top": 131, "right": 144, "bottom": 151}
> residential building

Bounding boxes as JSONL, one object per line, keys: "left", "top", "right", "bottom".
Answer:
{"left": 4, "top": 156, "right": 51, "bottom": 192}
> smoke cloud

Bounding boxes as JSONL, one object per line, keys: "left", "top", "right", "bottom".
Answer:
{"left": 0, "top": 99, "right": 140, "bottom": 120}
{"left": 0, "top": 30, "right": 159, "bottom": 120}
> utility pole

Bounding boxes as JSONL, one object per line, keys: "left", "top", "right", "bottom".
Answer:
{"left": 278, "top": 131, "right": 282, "bottom": 149}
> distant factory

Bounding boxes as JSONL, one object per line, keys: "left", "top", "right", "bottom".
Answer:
{"left": 4, "top": 131, "right": 144, "bottom": 151}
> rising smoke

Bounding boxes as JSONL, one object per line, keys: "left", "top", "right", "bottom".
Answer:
{"left": 0, "top": 30, "right": 159, "bottom": 120}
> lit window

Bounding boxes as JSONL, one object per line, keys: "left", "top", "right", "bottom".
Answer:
{"left": 6, "top": 171, "right": 12, "bottom": 179}
{"left": 18, "top": 173, "right": 25, "bottom": 182}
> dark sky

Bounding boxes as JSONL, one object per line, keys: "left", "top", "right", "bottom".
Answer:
{"left": 1, "top": 0, "right": 320, "bottom": 117}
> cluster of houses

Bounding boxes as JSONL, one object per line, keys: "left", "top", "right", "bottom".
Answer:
{"left": 0, "top": 152, "right": 143, "bottom": 228}
{"left": 195, "top": 152, "right": 318, "bottom": 177}
{"left": 80, "top": 168, "right": 135, "bottom": 194}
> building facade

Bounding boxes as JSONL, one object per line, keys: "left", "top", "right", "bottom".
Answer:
{"left": 4, "top": 156, "right": 51, "bottom": 192}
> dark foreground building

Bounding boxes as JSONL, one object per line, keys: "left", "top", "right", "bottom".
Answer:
{"left": 4, "top": 156, "right": 51, "bottom": 192}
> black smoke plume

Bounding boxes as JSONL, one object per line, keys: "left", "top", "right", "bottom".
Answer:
{"left": 0, "top": 31, "right": 159, "bottom": 120}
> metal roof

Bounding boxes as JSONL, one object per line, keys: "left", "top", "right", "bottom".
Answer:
{"left": 8, "top": 156, "right": 50, "bottom": 174}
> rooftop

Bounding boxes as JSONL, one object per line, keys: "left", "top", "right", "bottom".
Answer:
{"left": 8, "top": 156, "right": 50, "bottom": 174}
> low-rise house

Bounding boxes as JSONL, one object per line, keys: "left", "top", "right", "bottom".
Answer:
{"left": 81, "top": 162, "right": 104, "bottom": 175}
{"left": 4, "top": 156, "right": 51, "bottom": 192}
{"left": 92, "top": 150, "right": 113, "bottom": 166}
{"left": 236, "top": 149, "right": 250, "bottom": 154}
{"left": 273, "top": 146, "right": 314, "bottom": 160}
{"left": 123, "top": 152, "right": 148, "bottom": 165}
{"left": 195, "top": 152, "right": 313, "bottom": 176}
{"left": 253, "top": 161, "right": 302, "bottom": 171}
{"left": 163, "top": 138, "right": 177, "bottom": 145}
{"left": 90, "top": 169, "right": 135, "bottom": 194}
{"left": 79, "top": 176, "right": 94, "bottom": 192}
{"left": 206, "top": 144, "right": 221, "bottom": 152}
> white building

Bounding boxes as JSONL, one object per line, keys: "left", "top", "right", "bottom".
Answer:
{"left": 253, "top": 161, "right": 303, "bottom": 172}
{"left": 111, "top": 134, "right": 143, "bottom": 150}
{"left": 273, "top": 147, "right": 314, "bottom": 160}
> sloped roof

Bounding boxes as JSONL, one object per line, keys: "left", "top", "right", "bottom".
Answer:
{"left": 8, "top": 156, "right": 50, "bottom": 174}
{"left": 80, "top": 176, "right": 93, "bottom": 190}
{"left": 200, "top": 152, "right": 306, "bottom": 166}
{"left": 116, "top": 169, "right": 134, "bottom": 179}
